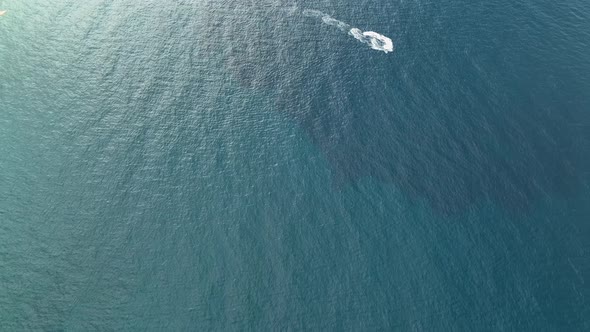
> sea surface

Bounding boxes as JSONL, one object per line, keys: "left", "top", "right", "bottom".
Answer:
{"left": 1, "top": 0, "right": 589, "bottom": 330}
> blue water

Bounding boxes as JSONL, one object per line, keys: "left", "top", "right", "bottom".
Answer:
{"left": 1, "top": 0, "right": 589, "bottom": 330}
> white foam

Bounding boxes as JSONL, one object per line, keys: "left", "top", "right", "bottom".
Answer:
{"left": 361, "top": 31, "right": 394, "bottom": 53}
{"left": 349, "top": 28, "right": 364, "bottom": 39}
{"left": 304, "top": 10, "right": 394, "bottom": 54}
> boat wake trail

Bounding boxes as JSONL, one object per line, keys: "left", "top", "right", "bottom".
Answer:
{"left": 302, "top": 9, "right": 394, "bottom": 53}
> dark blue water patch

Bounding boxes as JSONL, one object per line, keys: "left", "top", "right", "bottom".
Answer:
{"left": 223, "top": 0, "right": 590, "bottom": 215}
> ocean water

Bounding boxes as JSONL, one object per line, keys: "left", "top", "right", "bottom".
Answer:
{"left": 1, "top": 0, "right": 589, "bottom": 330}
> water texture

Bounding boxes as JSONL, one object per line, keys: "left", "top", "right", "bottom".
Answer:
{"left": 1, "top": 0, "right": 589, "bottom": 330}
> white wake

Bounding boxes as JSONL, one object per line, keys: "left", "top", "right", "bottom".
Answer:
{"left": 303, "top": 10, "right": 394, "bottom": 53}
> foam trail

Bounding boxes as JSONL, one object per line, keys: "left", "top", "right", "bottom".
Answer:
{"left": 303, "top": 10, "right": 350, "bottom": 32}
{"left": 349, "top": 28, "right": 394, "bottom": 53}
{"left": 303, "top": 10, "right": 394, "bottom": 53}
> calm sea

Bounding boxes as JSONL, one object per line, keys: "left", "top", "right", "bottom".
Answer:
{"left": 1, "top": 0, "right": 589, "bottom": 330}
